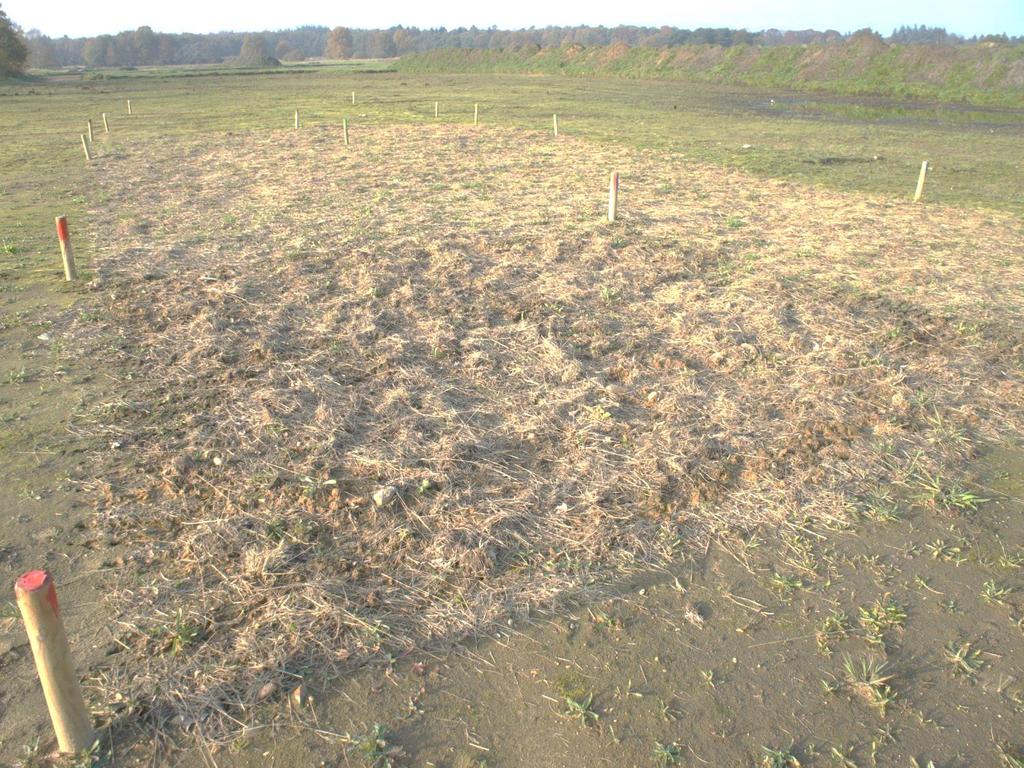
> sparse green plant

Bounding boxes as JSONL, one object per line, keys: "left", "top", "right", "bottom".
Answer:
{"left": 298, "top": 474, "right": 337, "bottom": 496}
{"left": 600, "top": 284, "right": 620, "bottom": 304}
{"left": 266, "top": 517, "right": 288, "bottom": 542}
{"left": 816, "top": 609, "right": 851, "bottom": 656}
{"left": 66, "top": 739, "right": 101, "bottom": 768}
{"left": 15, "top": 738, "right": 44, "bottom": 768}
{"left": 997, "top": 742, "right": 1024, "bottom": 768}
{"left": 654, "top": 741, "right": 683, "bottom": 766}
{"left": 943, "top": 641, "right": 984, "bottom": 676}
{"left": 860, "top": 490, "right": 901, "bottom": 522}
{"left": 915, "top": 472, "right": 987, "bottom": 514}
{"left": 983, "top": 580, "right": 1012, "bottom": 605}
{"left": 927, "top": 538, "right": 966, "bottom": 564}
{"left": 659, "top": 699, "right": 682, "bottom": 722}
{"left": 588, "top": 607, "right": 621, "bottom": 630}
{"left": 351, "top": 723, "right": 402, "bottom": 767}
{"left": 761, "top": 745, "right": 801, "bottom": 767}
{"left": 167, "top": 609, "right": 200, "bottom": 656}
{"left": 858, "top": 595, "right": 906, "bottom": 647}
{"left": 769, "top": 571, "right": 803, "bottom": 596}
{"left": 6, "top": 367, "right": 26, "bottom": 385}
{"left": 997, "top": 545, "right": 1024, "bottom": 570}
{"left": 924, "top": 409, "right": 969, "bottom": 448}
{"left": 561, "top": 691, "right": 599, "bottom": 727}
{"left": 843, "top": 655, "right": 896, "bottom": 716}
{"left": 700, "top": 669, "right": 716, "bottom": 688}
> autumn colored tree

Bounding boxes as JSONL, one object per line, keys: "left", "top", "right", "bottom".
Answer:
{"left": 324, "top": 26, "right": 353, "bottom": 59}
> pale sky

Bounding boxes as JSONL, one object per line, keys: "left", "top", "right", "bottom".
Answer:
{"left": 5, "top": 0, "right": 1022, "bottom": 39}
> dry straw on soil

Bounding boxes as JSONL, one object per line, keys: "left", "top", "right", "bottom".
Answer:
{"left": 68, "top": 124, "right": 1024, "bottom": 739}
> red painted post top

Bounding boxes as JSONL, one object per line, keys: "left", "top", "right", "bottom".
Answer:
{"left": 16, "top": 569, "right": 49, "bottom": 593}
{"left": 16, "top": 569, "right": 60, "bottom": 616}
{"left": 55, "top": 216, "right": 69, "bottom": 242}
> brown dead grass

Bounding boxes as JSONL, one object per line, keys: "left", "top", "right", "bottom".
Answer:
{"left": 67, "top": 124, "right": 1024, "bottom": 740}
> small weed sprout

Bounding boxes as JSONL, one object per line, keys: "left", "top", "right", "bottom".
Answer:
{"left": 769, "top": 571, "right": 803, "bottom": 596}
{"left": 168, "top": 609, "right": 201, "bottom": 656}
{"left": 842, "top": 655, "right": 896, "bottom": 717}
{"left": 298, "top": 475, "right": 336, "bottom": 497}
{"left": 943, "top": 641, "right": 984, "bottom": 676}
{"left": 561, "top": 690, "right": 599, "bottom": 727}
{"left": 915, "top": 472, "right": 987, "bottom": 514}
{"left": 352, "top": 723, "right": 403, "bottom": 768}
{"left": 926, "top": 538, "right": 966, "bottom": 564}
{"left": 816, "top": 609, "right": 851, "bottom": 656}
{"left": 982, "top": 580, "right": 1013, "bottom": 606}
{"left": 761, "top": 745, "right": 801, "bottom": 767}
{"left": 654, "top": 741, "right": 683, "bottom": 766}
{"left": 860, "top": 490, "right": 901, "bottom": 522}
{"left": 858, "top": 595, "right": 906, "bottom": 647}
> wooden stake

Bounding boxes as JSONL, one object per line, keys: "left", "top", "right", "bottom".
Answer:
{"left": 127, "top": 98, "right": 132, "bottom": 115}
{"left": 86, "top": 120, "right": 93, "bottom": 143}
{"left": 55, "top": 216, "right": 77, "bottom": 281}
{"left": 351, "top": 91, "right": 355, "bottom": 105}
{"left": 913, "top": 160, "right": 928, "bottom": 202}
{"left": 553, "top": 113, "right": 558, "bottom": 136}
{"left": 80, "top": 135, "right": 91, "bottom": 162}
{"left": 435, "top": 101, "right": 439, "bottom": 118}
{"left": 608, "top": 171, "right": 619, "bottom": 223}
{"left": 101, "top": 113, "right": 109, "bottom": 134}
{"left": 15, "top": 571, "right": 94, "bottom": 754}
{"left": 474, "top": 103, "right": 478, "bottom": 125}
{"left": 343, "top": 118, "right": 349, "bottom": 146}
{"left": 294, "top": 109, "right": 299, "bottom": 129}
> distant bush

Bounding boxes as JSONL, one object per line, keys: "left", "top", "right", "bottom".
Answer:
{"left": 236, "top": 34, "right": 280, "bottom": 68}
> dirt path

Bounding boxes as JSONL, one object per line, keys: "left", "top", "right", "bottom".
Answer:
{"left": 0, "top": 266, "right": 116, "bottom": 761}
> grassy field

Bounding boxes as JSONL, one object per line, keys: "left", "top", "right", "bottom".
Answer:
{"left": 399, "top": 41, "right": 1024, "bottom": 108}
{"left": 1, "top": 64, "right": 1023, "bottom": 766}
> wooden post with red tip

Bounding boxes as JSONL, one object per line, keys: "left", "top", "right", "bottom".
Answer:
{"left": 55, "top": 216, "right": 77, "bottom": 281}
{"left": 14, "top": 570, "right": 94, "bottom": 754}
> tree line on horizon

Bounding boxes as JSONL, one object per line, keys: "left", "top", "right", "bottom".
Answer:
{"left": 1, "top": 1, "right": 1020, "bottom": 76}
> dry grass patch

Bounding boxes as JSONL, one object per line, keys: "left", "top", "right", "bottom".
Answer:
{"left": 68, "top": 124, "right": 1024, "bottom": 739}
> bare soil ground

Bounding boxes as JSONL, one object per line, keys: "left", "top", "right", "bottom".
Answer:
{"left": 3, "top": 123, "right": 1023, "bottom": 765}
